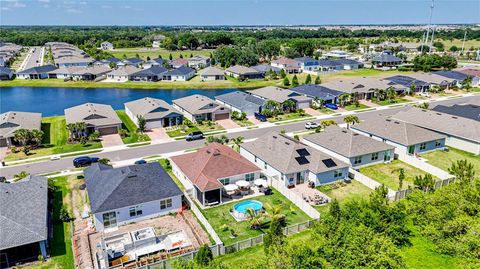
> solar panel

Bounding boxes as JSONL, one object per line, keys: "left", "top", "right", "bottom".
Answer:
{"left": 322, "top": 159, "right": 337, "bottom": 168}
{"left": 296, "top": 148, "right": 310, "bottom": 156}
{"left": 295, "top": 156, "right": 310, "bottom": 165}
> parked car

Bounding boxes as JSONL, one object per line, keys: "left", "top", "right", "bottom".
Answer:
{"left": 324, "top": 103, "right": 338, "bottom": 110}
{"left": 73, "top": 156, "right": 100, "bottom": 168}
{"left": 50, "top": 155, "right": 61, "bottom": 161}
{"left": 254, "top": 112, "right": 267, "bottom": 122}
{"left": 305, "top": 122, "right": 319, "bottom": 129}
{"left": 419, "top": 92, "right": 431, "bottom": 98}
{"left": 186, "top": 131, "right": 204, "bottom": 141}
{"left": 134, "top": 160, "right": 147, "bottom": 165}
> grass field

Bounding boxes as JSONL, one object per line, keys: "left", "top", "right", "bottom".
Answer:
{"left": 109, "top": 48, "right": 214, "bottom": 61}
{"left": 201, "top": 189, "right": 310, "bottom": 245}
{"left": 421, "top": 147, "right": 480, "bottom": 176}
{"left": 267, "top": 111, "right": 311, "bottom": 123}
{"left": 115, "top": 110, "right": 150, "bottom": 144}
{"left": 343, "top": 103, "right": 370, "bottom": 111}
{"left": 372, "top": 97, "right": 410, "bottom": 106}
{"left": 360, "top": 160, "right": 435, "bottom": 191}
{"left": 26, "top": 176, "right": 74, "bottom": 269}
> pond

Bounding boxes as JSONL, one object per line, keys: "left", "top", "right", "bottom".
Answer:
{"left": 0, "top": 87, "right": 238, "bottom": 116}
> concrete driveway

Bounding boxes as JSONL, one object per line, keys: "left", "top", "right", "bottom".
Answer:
{"left": 0, "top": 147, "right": 8, "bottom": 162}
{"left": 147, "top": 128, "right": 170, "bottom": 142}
{"left": 216, "top": 119, "right": 240, "bottom": 129}
{"left": 248, "top": 116, "right": 263, "bottom": 125}
{"left": 101, "top": 134, "right": 124, "bottom": 148}
{"left": 304, "top": 107, "right": 323, "bottom": 116}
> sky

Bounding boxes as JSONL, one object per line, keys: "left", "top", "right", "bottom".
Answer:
{"left": 0, "top": 0, "right": 479, "bottom": 26}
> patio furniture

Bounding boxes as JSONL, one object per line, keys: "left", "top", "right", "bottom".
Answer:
{"left": 236, "top": 180, "right": 250, "bottom": 189}
{"left": 263, "top": 188, "right": 272, "bottom": 195}
{"left": 224, "top": 184, "right": 239, "bottom": 192}
{"left": 254, "top": 178, "right": 268, "bottom": 188}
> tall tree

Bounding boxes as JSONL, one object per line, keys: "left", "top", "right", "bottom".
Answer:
{"left": 304, "top": 74, "right": 312, "bottom": 84}
{"left": 291, "top": 75, "right": 299, "bottom": 87}
{"left": 343, "top": 115, "right": 360, "bottom": 129}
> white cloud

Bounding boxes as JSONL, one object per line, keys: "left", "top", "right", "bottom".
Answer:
{"left": 66, "top": 8, "right": 82, "bottom": 13}
{"left": 1, "top": 0, "right": 26, "bottom": 9}
{"left": 38, "top": 0, "right": 50, "bottom": 3}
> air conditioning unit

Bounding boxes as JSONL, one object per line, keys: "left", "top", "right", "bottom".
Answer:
{"left": 384, "top": 160, "right": 392, "bottom": 164}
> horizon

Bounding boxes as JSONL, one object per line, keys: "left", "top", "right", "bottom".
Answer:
{"left": 1, "top": 0, "right": 479, "bottom": 26}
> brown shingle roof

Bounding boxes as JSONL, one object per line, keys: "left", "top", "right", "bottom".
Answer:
{"left": 170, "top": 143, "right": 261, "bottom": 191}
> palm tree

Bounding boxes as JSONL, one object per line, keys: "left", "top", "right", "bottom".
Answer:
{"left": 13, "top": 129, "right": 30, "bottom": 147}
{"left": 343, "top": 115, "right": 360, "bottom": 129}
{"left": 374, "top": 88, "right": 387, "bottom": 101}
{"left": 31, "top": 129, "right": 44, "bottom": 148}
{"left": 264, "top": 202, "right": 285, "bottom": 222}
{"left": 66, "top": 123, "right": 76, "bottom": 140}
{"left": 338, "top": 93, "right": 350, "bottom": 107}
{"left": 231, "top": 136, "right": 244, "bottom": 152}
{"left": 246, "top": 208, "right": 262, "bottom": 230}
{"left": 137, "top": 115, "right": 147, "bottom": 133}
{"left": 282, "top": 99, "right": 296, "bottom": 113}
{"left": 386, "top": 88, "right": 398, "bottom": 103}
{"left": 312, "top": 97, "right": 323, "bottom": 109}
{"left": 75, "top": 122, "right": 87, "bottom": 138}
{"left": 266, "top": 99, "right": 279, "bottom": 111}
{"left": 320, "top": 120, "right": 337, "bottom": 129}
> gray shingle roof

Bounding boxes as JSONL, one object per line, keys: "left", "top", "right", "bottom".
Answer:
{"left": 248, "top": 86, "right": 304, "bottom": 103}
{"left": 241, "top": 132, "right": 349, "bottom": 174}
{"left": 0, "top": 176, "right": 48, "bottom": 250}
{"left": 215, "top": 91, "right": 265, "bottom": 111}
{"left": 0, "top": 111, "right": 42, "bottom": 139}
{"left": 163, "top": 66, "right": 195, "bottom": 76}
{"left": 125, "top": 97, "right": 182, "bottom": 120}
{"left": 0, "top": 66, "right": 13, "bottom": 75}
{"left": 251, "top": 64, "right": 281, "bottom": 73}
{"left": 392, "top": 107, "right": 480, "bottom": 143}
{"left": 173, "top": 94, "right": 230, "bottom": 115}
{"left": 372, "top": 52, "right": 403, "bottom": 63}
{"left": 432, "top": 100, "right": 480, "bottom": 122}
{"left": 433, "top": 70, "right": 470, "bottom": 81}
{"left": 320, "top": 77, "right": 406, "bottom": 94}
{"left": 132, "top": 66, "right": 168, "bottom": 76}
{"left": 225, "top": 65, "right": 261, "bottom": 75}
{"left": 304, "top": 126, "right": 394, "bottom": 158}
{"left": 64, "top": 103, "right": 122, "bottom": 127}
{"left": 290, "top": 84, "right": 343, "bottom": 99}
{"left": 351, "top": 116, "right": 446, "bottom": 146}
{"left": 107, "top": 66, "right": 141, "bottom": 76}
{"left": 85, "top": 163, "right": 183, "bottom": 213}
{"left": 17, "top": 65, "right": 57, "bottom": 75}
{"left": 198, "top": 66, "right": 224, "bottom": 76}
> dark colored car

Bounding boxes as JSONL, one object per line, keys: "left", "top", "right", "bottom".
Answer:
{"left": 134, "top": 160, "right": 147, "bottom": 165}
{"left": 186, "top": 131, "right": 204, "bottom": 141}
{"left": 73, "top": 156, "right": 100, "bottom": 168}
{"left": 325, "top": 103, "right": 338, "bottom": 110}
{"left": 254, "top": 112, "right": 267, "bottom": 122}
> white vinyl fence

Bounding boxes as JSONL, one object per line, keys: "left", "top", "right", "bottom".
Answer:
{"left": 348, "top": 168, "right": 397, "bottom": 199}
{"left": 397, "top": 152, "right": 453, "bottom": 180}
{"left": 184, "top": 195, "right": 223, "bottom": 246}
{"left": 270, "top": 178, "right": 321, "bottom": 219}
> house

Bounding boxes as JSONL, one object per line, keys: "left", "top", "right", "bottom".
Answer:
{"left": 0, "top": 66, "right": 14, "bottom": 80}
{"left": 198, "top": 66, "right": 225, "bottom": 81}
{"left": 130, "top": 66, "right": 168, "bottom": 82}
{"left": 162, "top": 66, "right": 195, "bottom": 81}
{"left": 225, "top": 65, "right": 264, "bottom": 80}
{"left": 64, "top": 103, "right": 122, "bottom": 135}
{"left": 320, "top": 77, "right": 407, "bottom": 100}
{"left": 350, "top": 116, "right": 446, "bottom": 156}
{"left": 152, "top": 34, "right": 165, "bottom": 48}
{"left": 372, "top": 51, "right": 403, "bottom": 68}
{"left": 454, "top": 68, "right": 480, "bottom": 87}
{"left": 384, "top": 75, "right": 430, "bottom": 93}
{"left": 240, "top": 132, "right": 349, "bottom": 187}
{"left": 16, "top": 65, "right": 57, "bottom": 79}
{"left": 173, "top": 94, "right": 230, "bottom": 122}
{"left": 404, "top": 73, "right": 456, "bottom": 89}
{"left": 93, "top": 57, "right": 121, "bottom": 67}
{"left": 71, "top": 65, "right": 111, "bottom": 81}
{"left": 171, "top": 143, "right": 262, "bottom": 206}
{"left": 215, "top": 91, "right": 266, "bottom": 116}
{"left": 0, "top": 111, "right": 42, "bottom": 147}
{"left": 106, "top": 66, "right": 141, "bottom": 82}
{"left": 432, "top": 99, "right": 480, "bottom": 122}
{"left": 143, "top": 58, "right": 164, "bottom": 69}
{"left": 324, "top": 50, "right": 353, "bottom": 59}
{"left": 0, "top": 176, "right": 49, "bottom": 266}
{"left": 169, "top": 58, "right": 188, "bottom": 68}
{"left": 118, "top": 58, "right": 144, "bottom": 68}
{"left": 316, "top": 60, "right": 343, "bottom": 71}
{"left": 187, "top": 55, "right": 210, "bottom": 69}
{"left": 247, "top": 86, "right": 312, "bottom": 109}
{"left": 334, "top": 59, "right": 363, "bottom": 70}
{"left": 270, "top": 57, "right": 302, "bottom": 73}
{"left": 54, "top": 55, "right": 94, "bottom": 68}
{"left": 49, "top": 66, "right": 84, "bottom": 79}
{"left": 294, "top": 57, "right": 320, "bottom": 71}
{"left": 84, "top": 162, "right": 183, "bottom": 231}
{"left": 251, "top": 64, "right": 282, "bottom": 75}
{"left": 289, "top": 84, "right": 343, "bottom": 105}
{"left": 124, "top": 97, "right": 183, "bottom": 129}
{"left": 303, "top": 126, "right": 395, "bottom": 168}
{"left": 433, "top": 70, "right": 471, "bottom": 87}
{"left": 100, "top": 41, "right": 114, "bottom": 50}
{"left": 392, "top": 107, "right": 480, "bottom": 155}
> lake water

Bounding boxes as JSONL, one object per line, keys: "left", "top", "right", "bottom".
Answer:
{"left": 0, "top": 87, "right": 238, "bottom": 116}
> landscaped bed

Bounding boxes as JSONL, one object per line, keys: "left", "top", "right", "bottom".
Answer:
{"left": 115, "top": 110, "right": 150, "bottom": 144}
{"left": 421, "top": 147, "right": 480, "bottom": 176}
{"left": 201, "top": 189, "right": 310, "bottom": 245}
{"left": 166, "top": 121, "right": 224, "bottom": 138}
{"left": 267, "top": 111, "right": 312, "bottom": 123}
{"left": 372, "top": 97, "right": 410, "bottom": 106}
{"left": 359, "top": 160, "right": 436, "bottom": 191}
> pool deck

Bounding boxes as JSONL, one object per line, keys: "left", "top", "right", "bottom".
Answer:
{"left": 199, "top": 186, "right": 263, "bottom": 210}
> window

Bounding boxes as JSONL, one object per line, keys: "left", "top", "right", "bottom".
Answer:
{"left": 353, "top": 156, "right": 362, "bottom": 165}
{"left": 435, "top": 140, "right": 442, "bottom": 147}
{"left": 334, "top": 169, "right": 343, "bottom": 178}
{"left": 264, "top": 162, "right": 268, "bottom": 169}
{"left": 420, "top": 143, "right": 426, "bottom": 150}
{"left": 160, "top": 198, "right": 173, "bottom": 210}
{"left": 245, "top": 173, "right": 255, "bottom": 181}
{"left": 254, "top": 156, "right": 257, "bottom": 163}
{"left": 219, "top": 178, "right": 230, "bottom": 185}
{"left": 371, "top": 152, "right": 379, "bottom": 161}
{"left": 129, "top": 206, "right": 143, "bottom": 217}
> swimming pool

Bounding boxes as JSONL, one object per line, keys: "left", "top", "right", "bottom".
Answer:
{"left": 232, "top": 200, "right": 263, "bottom": 220}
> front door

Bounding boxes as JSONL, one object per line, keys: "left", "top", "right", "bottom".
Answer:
{"left": 102, "top": 211, "right": 117, "bottom": 229}
{"left": 296, "top": 172, "right": 304, "bottom": 184}
{"left": 408, "top": 146, "right": 415, "bottom": 155}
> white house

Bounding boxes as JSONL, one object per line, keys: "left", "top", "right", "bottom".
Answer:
{"left": 100, "top": 41, "right": 114, "bottom": 50}
{"left": 84, "top": 163, "right": 183, "bottom": 231}
{"left": 124, "top": 97, "right": 183, "bottom": 129}
{"left": 162, "top": 66, "right": 195, "bottom": 81}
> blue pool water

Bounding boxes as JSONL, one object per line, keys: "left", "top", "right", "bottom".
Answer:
{"left": 0, "top": 86, "right": 238, "bottom": 116}
{"left": 233, "top": 200, "right": 263, "bottom": 213}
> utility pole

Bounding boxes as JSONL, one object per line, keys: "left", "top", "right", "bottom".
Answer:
{"left": 423, "top": 0, "right": 435, "bottom": 53}
{"left": 429, "top": 26, "right": 435, "bottom": 53}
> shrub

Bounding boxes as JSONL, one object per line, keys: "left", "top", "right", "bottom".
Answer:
{"left": 59, "top": 207, "right": 71, "bottom": 222}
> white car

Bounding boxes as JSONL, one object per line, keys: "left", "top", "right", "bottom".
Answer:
{"left": 419, "top": 92, "right": 431, "bottom": 98}
{"left": 50, "top": 155, "right": 61, "bottom": 161}
{"left": 305, "top": 122, "right": 320, "bottom": 129}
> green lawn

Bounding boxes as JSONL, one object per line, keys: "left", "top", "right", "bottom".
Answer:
{"left": 317, "top": 108, "right": 335, "bottom": 114}
{"left": 343, "top": 103, "right": 370, "bottom": 111}
{"left": 216, "top": 229, "right": 313, "bottom": 268}
{"left": 5, "top": 116, "right": 102, "bottom": 161}
{"left": 109, "top": 48, "right": 214, "bottom": 61}
{"left": 421, "top": 147, "right": 480, "bottom": 176}
{"left": 317, "top": 180, "right": 373, "bottom": 203}
{"left": 359, "top": 160, "right": 435, "bottom": 191}
{"left": 166, "top": 122, "right": 224, "bottom": 138}
{"left": 115, "top": 110, "right": 150, "bottom": 144}
{"left": 267, "top": 112, "right": 311, "bottom": 123}
{"left": 201, "top": 189, "right": 311, "bottom": 245}
{"left": 27, "top": 176, "right": 74, "bottom": 269}
{"left": 233, "top": 118, "right": 254, "bottom": 127}
{"left": 372, "top": 98, "right": 410, "bottom": 106}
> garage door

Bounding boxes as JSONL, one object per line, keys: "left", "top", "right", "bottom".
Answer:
{"left": 297, "top": 101, "right": 310, "bottom": 109}
{"left": 146, "top": 120, "right": 163, "bottom": 129}
{"left": 214, "top": 113, "right": 230, "bottom": 120}
{"left": 0, "top": 138, "right": 7, "bottom": 147}
{"left": 98, "top": 126, "right": 119, "bottom": 135}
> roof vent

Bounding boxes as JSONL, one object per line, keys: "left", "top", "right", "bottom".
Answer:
{"left": 394, "top": 121, "right": 400, "bottom": 124}
{"left": 452, "top": 116, "right": 457, "bottom": 119}
{"left": 272, "top": 135, "right": 277, "bottom": 139}
{"left": 127, "top": 175, "right": 137, "bottom": 179}
{"left": 213, "top": 149, "right": 221, "bottom": 156}
{"left": 436, "top": 113, "right": 442, "bottom": 115}
{"left": 285, "top": 142, "right": 290, "bottom": 145}
{"left": 342, "top": 130, "right": 347, "bottom": 133}
{"left": 385, "top": 119, "right": 391, "bottom": 122}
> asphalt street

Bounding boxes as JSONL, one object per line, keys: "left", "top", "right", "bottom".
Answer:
{"left": 23, "top": 46, "right": 43, "bottom": 70}
{"left": 0, "top": 95, "right": 477, "bottom": 179}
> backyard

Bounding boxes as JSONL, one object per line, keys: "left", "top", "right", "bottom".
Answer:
{"left": 201, "top": 189, "right": 310, "bottom": 245}
{"left": 4, "top": 116, "right": 102, "bottom": 161}
{"left": 314, "top": 180, "right": 373, "bottom": 214}
{"left": 359, "top": 160, "right": 435, "bottom": 191}
{"left": 109, "top": 47, "right": 214, "bottom": 61}
{"left": 421, "top": 147, "right": 480, "bottom": 176}
{"left": 115, "top": 110, "right": 150, "bottom": 144}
